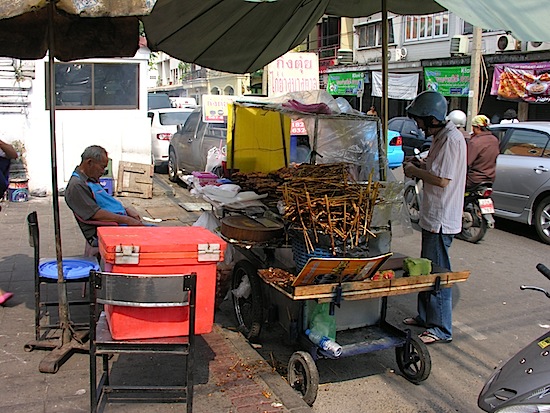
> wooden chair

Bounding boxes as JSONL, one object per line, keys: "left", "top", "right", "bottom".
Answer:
{"left": 27, "top": 211, "right": 98, "bottom": 342}
{"left": 89, "top": 270, "right": 196, "bottom": 413}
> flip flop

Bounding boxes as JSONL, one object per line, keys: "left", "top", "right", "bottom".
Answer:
{"left": 0, "top": 292, "right": 13, "bottom": 305}
{"left": 403, "top": 317, "right": 421, "bottom": 326}
{"left": 419, "top": 331, "right": 452, "bottom": 345}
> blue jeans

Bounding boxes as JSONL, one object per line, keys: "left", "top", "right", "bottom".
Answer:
{"left": 416, "top": 229, "right": 455, "bottom": 340}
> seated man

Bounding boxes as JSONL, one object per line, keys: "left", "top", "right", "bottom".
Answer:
{"left": 466, "top": 115, "right": 500, "bottom": 189}
{"left": 65, "top": 145, "right": 144, "bottom": 247}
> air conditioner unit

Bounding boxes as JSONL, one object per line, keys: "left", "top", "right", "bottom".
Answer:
{"left": 450, "top": 35, "right": 469, "bottom": 56}
{"left": 527, "top": 41, "right": 550, "bottom": 51}
{"left": 497, "top": 34, "right": 520, "bottom": 52}
{"left": 393, "top": 47, "right": 408, "bottom": 61}
{"left": 337, "top": 49, "right": 354, "bottom": 64}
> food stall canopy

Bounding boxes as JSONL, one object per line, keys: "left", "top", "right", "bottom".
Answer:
{"left": 142, "top": 0, "right": 445, "bottom": 74}
{"left": 436, "top": 0, "right": 550, "bottom": 42}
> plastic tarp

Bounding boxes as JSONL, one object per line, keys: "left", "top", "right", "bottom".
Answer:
{"left": 228, "top": 91, "right": 385, "bottom": 182}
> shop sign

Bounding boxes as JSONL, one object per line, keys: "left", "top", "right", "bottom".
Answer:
{"left": 491, "top": 61, "right": 550, "bottom": 103}
{"left": 201, "top": 95, "right": 235, "bottom": 123}
{"left": 267, "top": 52, "right": 319, "bottom": 98}
{"left": 371, "top": 72, "right": 418, "bottom": 100}
{"left": 326, "top": 72, "right": 365, "bottom": 96}
{"left": 424, "top": 66, "right": 471, "bottom": 96}
{"left": 290, "top": 119, "right": 307, "bottom": 135}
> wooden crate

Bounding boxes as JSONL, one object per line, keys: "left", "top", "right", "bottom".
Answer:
{"left": 116, "top": 161, "right": 153, "bottom": 199}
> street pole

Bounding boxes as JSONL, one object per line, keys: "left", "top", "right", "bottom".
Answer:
{"left": 466, "top": 27, "right": 482, "bottom": 131}
{"left": 380, "top": 0, "right": 388, "bottom": 181}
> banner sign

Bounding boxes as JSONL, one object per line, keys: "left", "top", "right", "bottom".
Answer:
{"left": 267, "top": 52, "right": 319, "bottom": 98}
{"left": 326, "top": 72, "right": 365, "bottom": 96}
{"left": 491, "top": 62, "right": 550, "bottom": 103}
{"left": 371, "top": 72, "right": 418, "bottom": 100}
{"left": 424, "top": 66, "right": 470, "bottom": 96}
{"left": 201, "top": 95, "right": 235, "bottom": 123}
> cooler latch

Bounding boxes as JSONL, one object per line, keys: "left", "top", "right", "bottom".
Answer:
{"left": 197, "top": 243, "right": 221, "bottom": 262}
{"left": 115, "top": 244, "right": 140, "bottom": 264}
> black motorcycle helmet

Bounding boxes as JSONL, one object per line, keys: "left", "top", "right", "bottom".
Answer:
{"left": 406, "top": 90, "right": 448, "bottom": 125}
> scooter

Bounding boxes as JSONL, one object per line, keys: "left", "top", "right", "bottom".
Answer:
{"left": 403, "top": 149, "right": 495, "bottom": 243}
{"left": 455, "top": 182, "right": 495, "bottom": 243}
{"left": 478, "top": 263, "right": 550, "bottom": 412}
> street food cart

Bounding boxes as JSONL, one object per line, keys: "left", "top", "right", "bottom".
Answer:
{"left": 194, "top": 92, "right": 470, "bottom": 405}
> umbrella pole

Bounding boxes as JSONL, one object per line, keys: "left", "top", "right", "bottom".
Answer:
{"left": 25, "top": 1, "right": 89, "bottom": 374}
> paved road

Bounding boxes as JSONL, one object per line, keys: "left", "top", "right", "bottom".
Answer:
{"left": 165, "top": 171, "right": 550, "bottom": 412}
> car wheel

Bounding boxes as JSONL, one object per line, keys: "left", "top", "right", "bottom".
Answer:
{"left": 534, "top": 195, "right": 550, "bottom": 244}
{"left": 168, "top": 149, "right": 178, "bottom": 182}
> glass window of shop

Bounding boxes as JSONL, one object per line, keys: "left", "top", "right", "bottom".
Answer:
{"left": 46, "top": 62, "right": 139, "bottom": 109}
{"left": 357, "top": 20, "right": 394, "bottom": 48}
{"left": 405, "top": 12, "right": 448, "bottom": 42}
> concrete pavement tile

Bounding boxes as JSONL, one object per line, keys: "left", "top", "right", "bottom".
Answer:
{"left": 0, "top": 401, "right": 45, "bottom": 413}
{"left": 0, "top": 373, "right": 48, "bottom": 405}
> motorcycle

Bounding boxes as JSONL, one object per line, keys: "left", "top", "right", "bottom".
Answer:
{"left": 403, "top": 149, "right": 495, "bottom": 243}
{"left": 478, "top": 263, "right": 550, "bottom": 412}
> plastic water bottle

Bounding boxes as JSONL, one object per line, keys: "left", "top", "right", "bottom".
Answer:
{"left": 305, "top": 329, "right": 342, "bottom": 357}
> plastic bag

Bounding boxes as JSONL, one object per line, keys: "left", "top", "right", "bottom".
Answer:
{"left": 231, "top": 274, "right": 251, "bottom": 298}
{"left": 205, "top": 145, "right": 225, "bottom": 172}
{"left": 192, "top": 211, "right": 220, "bottom": 231}
{"left": 308, "top": 302, "right": 336, "bottom": 340}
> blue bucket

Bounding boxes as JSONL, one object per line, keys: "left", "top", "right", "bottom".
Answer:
{"left": 38, "top": 257, "right": 100, "bottom": 280}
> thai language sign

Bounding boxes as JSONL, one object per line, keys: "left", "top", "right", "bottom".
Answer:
{"left": 267, "top": 52, "right": 319, "bottom": 97}
{"left": 424, "top": 66, "right": 471, "bottom": 96}
{"left": 201, "top": 95, "right": 235, "bottom": 123}
{"left": 326, "top": 72, "right": 365, "bottom": 96}
{"left": 371, "top": 72, "right": 418, "bottom": 100}
{"left": 491, "top": 62, "right": 550, "bottom": 103}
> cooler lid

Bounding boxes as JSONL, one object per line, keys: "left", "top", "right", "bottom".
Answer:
{"left": 98, "top": 226, "right": 227, "bottom": 264}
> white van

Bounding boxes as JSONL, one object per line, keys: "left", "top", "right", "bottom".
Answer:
{"left": 170, "top": 97, "right": 197, "bottom": 108}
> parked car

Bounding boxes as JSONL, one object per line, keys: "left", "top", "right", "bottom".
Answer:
{"left": 489, "top": 122, "right": 550, "bottom": 244}
{"left": 149, "top": 107, "right": 194, "bottom": 172}
{"left": 387, "top": 129, "right": 405, "bottom": 169}
{"left": 388, "top": 116, "right": 429, "bottom": 156}
{"left": 168, "top": 107, "right": 227, "bottom": 182}
{"left": 147, "top": 92, "right": 171, "bottom": 110}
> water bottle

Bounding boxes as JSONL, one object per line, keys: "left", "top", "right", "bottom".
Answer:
{"left": 305, "top": 329, "right": 342, "bottom": 357}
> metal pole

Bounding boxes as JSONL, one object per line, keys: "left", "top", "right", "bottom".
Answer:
{"left": 380, "top": 0, "right": 388, "bottom": 181}
{"left": 466, "top": 27, "right": 482, "bottom": 132}
{"left": 48, "top": 0, "right": 71, "bottom": 345}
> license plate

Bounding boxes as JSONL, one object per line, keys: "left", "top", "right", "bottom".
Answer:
{"left": 479, "top": 198, "right": 494, "bottom": 214}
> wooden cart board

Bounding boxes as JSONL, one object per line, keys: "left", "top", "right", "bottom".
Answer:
{"left": 291, "top": 253, "right": 392, "bottom": 287}
{"left": 262, "top": 265, "right": 470, "bottom": 302}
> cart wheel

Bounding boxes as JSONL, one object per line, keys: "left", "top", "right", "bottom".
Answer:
{"left": 231, "top": 260, "right": 263, "bottom": 340}
{"left": 287, "top": 351, "right": 319, "bottom": 406}
{"left": 395, "top": 335, "right": 431, "bottom": 383}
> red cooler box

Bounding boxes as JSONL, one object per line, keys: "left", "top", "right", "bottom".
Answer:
{"left": 97, "top": 226, "right": 227, "bottom": 340}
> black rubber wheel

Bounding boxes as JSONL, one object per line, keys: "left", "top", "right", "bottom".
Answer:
{"left": 534, "top": 195, "right": 550, "bottom": 244}
{"left": 457, "top": 202, "right": 487, "bottom": 243}
{"left": 231, "top": 260, "right": 263, "bottom": 340}
{"left": 404, "top": 184, "right": 420, "bottom": 224}
{"left": 395, "top": 335, "right": 431, "bottom": 384}
{"left": 168, "top": 148, "right": 178, "bottom": 182}
{"left": 287, "top": 351, "right": 319, "bottom": 406}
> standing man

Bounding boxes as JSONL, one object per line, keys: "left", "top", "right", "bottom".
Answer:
{"left": 402, "top": 90, "right": 467, "bottom": 344}
{"left": 466, "top": 115, "right": 499, "bottom": 189}
{"left": 65, "top": 145, "right": 143, "bottom": 247}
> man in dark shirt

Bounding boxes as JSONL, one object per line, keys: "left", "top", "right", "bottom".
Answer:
{"left": 466, "top": 115, "right": 500, "bottom": 189}
{"left": 65, "top": 145, "right": 143, "bottom": 246}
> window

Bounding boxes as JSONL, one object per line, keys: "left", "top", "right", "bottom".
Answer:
{"left": 357, "top": 20, "right": 394, "bottom": 48}
{"left": 318, "top": 16, "right": 340, "bottom": 58}
{"left": 502, "top": 129, "right": 550, "bottom": 157}
{"left": 47, "top": 62, "right": 139, "bottom": 109}
{"left": 405, "top": 12, "right": 448, "bottom": 42}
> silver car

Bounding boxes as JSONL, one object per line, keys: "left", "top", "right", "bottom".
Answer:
{"left": 490, "top": 122, "right": 550, "bottom": 244}
{"left": 168, "top": 107, "right": 226, "bottom": 182}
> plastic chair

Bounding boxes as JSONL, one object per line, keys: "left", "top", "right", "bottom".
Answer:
{"left": 89, "top": 270, "right": 196, "bottom": 413}
{"left": 27, "top": 211, "right": 99, "bottom": 342}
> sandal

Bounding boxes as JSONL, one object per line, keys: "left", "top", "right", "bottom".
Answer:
{"left": 0, "top": 292, "right": 13, "bottom": 305}
{"left": 419, "top": 331, "right": 452, "bottom": 345}
{"left": 403, "top": 317, "right": 421, "bottom": 326}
